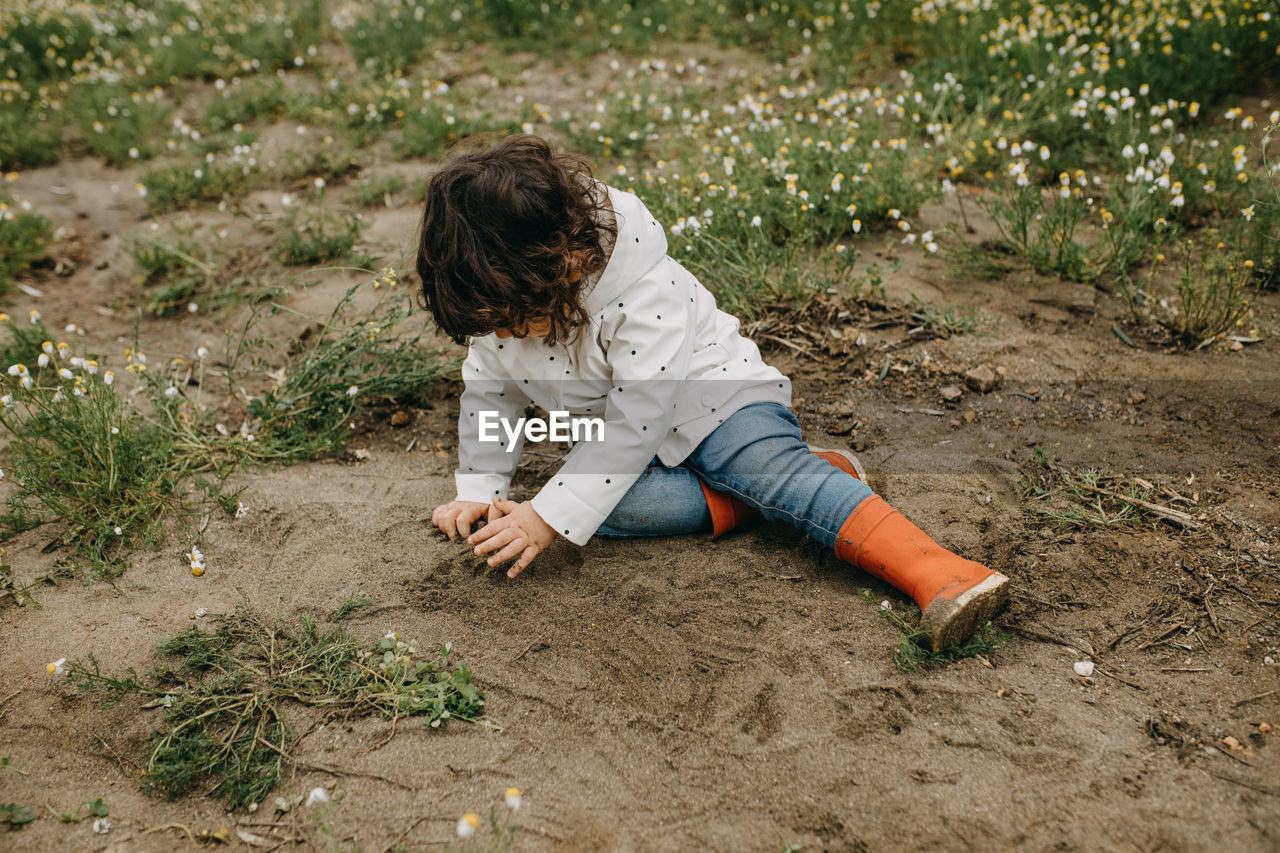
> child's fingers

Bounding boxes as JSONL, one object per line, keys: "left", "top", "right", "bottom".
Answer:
{"left": 483, "top": 535, "right": 529, "bottom": 567}
{"left": 507, "top": 544, "right": 541, "bottom": 579}
{"left": 473, "top": 525, "right": 520, "bottom": 557}
{"left": 456, "top": 505, "right": 485, "bottom": 538}
{"left": 436, "top": 507, "right": 460, "bottom": 540}
{"left": 467, "top": 515, "right": 507, "bottom": 545}
{"left": 493, "top": 496, "right": 518, "bottom": 514}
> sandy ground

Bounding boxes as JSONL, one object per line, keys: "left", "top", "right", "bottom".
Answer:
{"left": 1, "top": 78, "right": 1279, "bottom": 853}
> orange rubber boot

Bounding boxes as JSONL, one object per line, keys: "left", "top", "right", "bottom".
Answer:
{"left": 700, "top": 448, "right": 866, "bottom": 539}
{"left": 834, "top": 495, "right": 1009, "bottom": 651}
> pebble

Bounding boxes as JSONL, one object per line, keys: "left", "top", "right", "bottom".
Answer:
{"left": 939, "top": 384, "right": 963, "bottom": 402}
{"left": 964, "top": 365, "right": 998, "bottom": 393}
{"left": 1073, "top": 661, "right": 1095, "bottom": 677}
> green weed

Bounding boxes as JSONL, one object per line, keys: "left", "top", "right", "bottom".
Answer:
{"left": 223, "top": 278, "right": 455, "bottom": 462}
{"left": 275, "top": 204, "right": 364, "bottom": 266}
{"left": 331, "top": 592, "right": 376, "bottom": 621}
{"left": 0, "top": 343, "right": 196, "bottom": 576}
{"left": 1023, "top": 448, "right": 1160, "bottom": 529}
{"left": 860, "top": 589, "right": 1010, "bottom": 673}
{"left": 139, "top": 154, "right": 260, "bottom": 214}
{"left": 68, "top": 84, "right": 171, "bottom": 166}
{"left": 69, "top": 605, "right": 486, "bottom": 809}
{"left": 0, "top": 193, "right": 53, "bottom": 295}
{"left": 352, "top": 173, "right": 408, "bottom": 208}
{"left": 908, "top": 294, "right": 982, "bottom": 337}
{"left": 0, "top": 802, "right": 35, "bottom": 829}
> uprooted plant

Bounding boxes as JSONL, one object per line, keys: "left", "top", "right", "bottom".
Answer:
{"left": 68, "top": 604, "right": 488, "bottom": 809}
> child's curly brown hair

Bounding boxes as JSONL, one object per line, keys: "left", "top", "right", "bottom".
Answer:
{"left": 416, "top": 135, "right": 617, "bottom": 346}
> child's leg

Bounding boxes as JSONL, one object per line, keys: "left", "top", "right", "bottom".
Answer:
{"left": 595, "top": 457, "right": 712, "bottom": 537}
{"left": 684, "top": 402, "right": 874, "bottom": 546}
{"left": 686, "top": 402, "right": 1008, "bottom": 651}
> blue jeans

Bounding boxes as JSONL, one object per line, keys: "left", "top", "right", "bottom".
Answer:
{"left": 596, "top": 402, "right": 875, "bottom": 547}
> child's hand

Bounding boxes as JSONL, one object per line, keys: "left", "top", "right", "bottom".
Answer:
{"left": 431, "top": 500, "right": 504, "bottom": 540}
{"left": 467, "top": 497, "right": 556, "bottom": 579}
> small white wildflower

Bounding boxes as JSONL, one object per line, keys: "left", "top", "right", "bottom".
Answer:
{"left": 314, "top": 177, "right": 326, "bottom": 190}
{"left": 58, "top": 367, "right": 73, "bottom": 380}
{"left": 103, "top": 371, "right": 115, "bottom": 386}
{"left": 46, "top": 657, "right": 67, "bottom": 676}
{"left": 234, "top": 501, "right": 248, "bottom": 519}
{"left": 505, "top": 788, "right": 522, "bottom": 810}
{"left": 164, "top": 385, "right": 178, "bottom": 398}
{"left": 456, "top": 814, "right": 480, "bottom": 839}
{"left": 92, "top": 818, "right": 110, "bottom": 834}
{"left": 196, "top": 346, "right": 209, "bottom": 359}
{"left": 346, "top": 385, "right": 359, "bottom": 397}
{"left": 750, "top": 215, "right": 762, "bottom": 227}
{"left": 114, "top": 526, "right": 122, "bottom": 535}
{"left": 305, "top": 787, "right": 330, "bottom": 807}
{"left": 37, "top": 353, "right": 49, "bottom": 367}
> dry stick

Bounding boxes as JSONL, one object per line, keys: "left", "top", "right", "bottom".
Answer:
{"left": 1204, "top": 770, "right": 1280, "bottom": 797}
{"left": 363, "top": 712, "right": 398, "bottom": 755}
{"left": 511, "top": 632, "right": 548, "bottom": 662}
{"left": 141, "top": 823, "right": 198, "bottom": 843}
{"left": 997, "top": 623, "right": 1088, "bottom": 656}
{"left": 758, "top": 333, "right": 815, "bottom": 358}
{"left": 1069, "top": 481, "right": 1200, "bottom": 529}
{"left": 1136, "top": 623, "right": 1188, "bottom": 651}
{"left": 254, "top": 737, "right": 414, "bottom": 791}
{"left": 1160, "top": 667, "right": 1213, "bottom": 672}
{"left": 91, "top": 730, "right": 134, "bottom": 773}
{"left": 382, "top": 814, "right": 433, "bottom": 853}
{"left": 1203, "top": 583, "right": 1222, "bottom": 633}
{"left": 1232, "top": 689, "right": 1278, "bottom": 708}
{"left": 1094, "top": 667, "right": 1144, "bottom": 690}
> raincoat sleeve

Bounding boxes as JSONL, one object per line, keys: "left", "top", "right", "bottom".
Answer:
{"left": 529, "top": 260, "right": 696, "bottom": 545}
{"left": 453, "top": 339, "right": 530, "bottom": 504}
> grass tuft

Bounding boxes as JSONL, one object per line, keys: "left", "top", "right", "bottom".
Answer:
{"left": 70, "top": 604, "right": 487, "bottom": 808}
{"left": 860, "top": 588, "right": 1010, "bottom": 672}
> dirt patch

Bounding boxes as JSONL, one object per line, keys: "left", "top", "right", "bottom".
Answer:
{"left": 2, "top": 105, "right": 1280, "bottom": 853}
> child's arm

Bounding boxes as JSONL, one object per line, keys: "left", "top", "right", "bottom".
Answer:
{"left": 471, "top": 258, "right": 697, "bottom": 567}
{"left": 435, "top": 340, "right": 530, "bottom": 533}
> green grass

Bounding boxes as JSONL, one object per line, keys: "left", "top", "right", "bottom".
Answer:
{"left": 908, "top": 294, "right": 982, "bottom": 337}
{"left": 0, "top": 344, "right": 193, "bottom": 576}
{"left": 223, "top": 278, "right": 456, "bottom": 463}
{"left": 0, "top": 193, "right": 53, "bottom": 295}
{"left": 69, "top": 604, "right": 486, "bottom": 809}
{"left": 352, "top": 173, "right": 408, "bottom": 208}
{"left": 275, "top": 205, "right": 364, "bottom": 266}
{"left": 1023, "top": 448, "right": 1161, "bottom": 529}
{"left": 331, "top": 592, "right": 376, "bottom": 621}
{"left": 860, "top": 588, "right": 1010, "bottom": 672}
{"left": 0, "top": 275, "right": 453, "bottom": 579}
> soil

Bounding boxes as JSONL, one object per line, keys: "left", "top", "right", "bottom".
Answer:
{"left": 2, "top": 55, "right": 1279, "bottom": 853}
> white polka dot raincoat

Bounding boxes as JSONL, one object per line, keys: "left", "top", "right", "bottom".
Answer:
{"left": 454, "top": 184, "right": 791, "bottom": 545}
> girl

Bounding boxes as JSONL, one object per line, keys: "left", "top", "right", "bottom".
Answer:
{"left": 418, "top": 135, "right": 1008, "bottom": 651}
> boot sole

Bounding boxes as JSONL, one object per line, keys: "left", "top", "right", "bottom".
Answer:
{"left": 811, "top": 447, "right": 868, "bottom": 481}
{"left": 919, "top": 572, "right": 1010, "bottom": 652}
